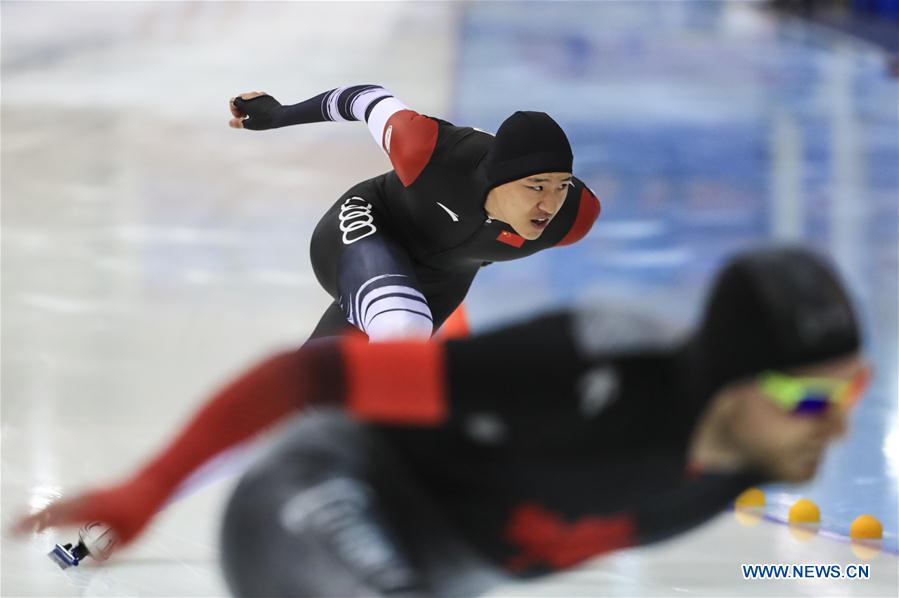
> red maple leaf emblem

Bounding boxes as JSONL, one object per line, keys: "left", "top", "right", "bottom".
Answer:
{"left": 505, "top": 503, "right": 635, "bottom": 571}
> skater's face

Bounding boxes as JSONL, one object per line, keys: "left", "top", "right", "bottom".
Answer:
{"left": 724, "top": 354, "right": 866, "bottom": 482}
{"left": 486, "top": 172, "right": 573, "bottom": 240}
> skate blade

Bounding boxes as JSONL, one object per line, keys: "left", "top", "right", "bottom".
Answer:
{"left": 48, "top": 544, "right": 79, "bottom": 569}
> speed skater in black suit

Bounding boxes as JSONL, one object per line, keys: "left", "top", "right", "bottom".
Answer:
{"left": 227, "top": 85, "right": 600, "bottom": 341}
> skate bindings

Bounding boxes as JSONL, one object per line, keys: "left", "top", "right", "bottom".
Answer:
{"left": 48, "top": 521, "right": 116, "bottom": 569}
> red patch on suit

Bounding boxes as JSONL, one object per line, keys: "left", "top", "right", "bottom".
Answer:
{"left": 383, "top": 110, "right": 439, "bottom": 187}
{"left": 505, "top": 503, "right": 635, "bottom": 571}
{"left": 497, "top": 230, "right": 526, "bottom": 248}
{"left": 341, "top": 337, "right": 448, "bottom": 425}
{"left": 556, "top": 187, "right": 601, "bottom": 247}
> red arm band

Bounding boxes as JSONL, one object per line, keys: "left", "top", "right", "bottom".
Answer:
{"left": 341, "top": 337, "right": 448, "bottom": 425}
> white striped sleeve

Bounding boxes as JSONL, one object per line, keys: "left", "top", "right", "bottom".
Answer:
{"left": 365, "top": 96, "right": 410, "bottom": 151}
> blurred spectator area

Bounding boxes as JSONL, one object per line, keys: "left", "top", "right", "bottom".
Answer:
{"left": 769, "top": 0, "right": 899, "bottom": 61}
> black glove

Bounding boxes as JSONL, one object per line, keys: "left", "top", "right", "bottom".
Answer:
{"left": 233, "top": 95, "right": 283, "bottom": 130}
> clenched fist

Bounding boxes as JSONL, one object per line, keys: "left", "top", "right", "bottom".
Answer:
{"left": 229, "top": 92, "right": 283, "bottom": 130}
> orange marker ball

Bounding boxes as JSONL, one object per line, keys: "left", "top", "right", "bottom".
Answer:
{"left": 735, "top": 487, "right": 765, "bottom": 509}
{"left": 850, "top": 515, "right": 883, "bottom": 540}
{"left": 788, "top": 498, "right": 820, "bottom": 524}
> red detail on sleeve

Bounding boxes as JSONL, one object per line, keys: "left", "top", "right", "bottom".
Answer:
{"left": 505, "top": 503, "right": 635, "bottom": 572}
{"left": 556, "top": 188, "right": 601, "bottom": 247}
{"left": 342, "top": 338, "right": 448, "bottom": 425}
{"left": 384, "top": 110, "right": 439, "bottom": 187}
{"left": 497, "top": 230, "right": 526, "bottom": 248}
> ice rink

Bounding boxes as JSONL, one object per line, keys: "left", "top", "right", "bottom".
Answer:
{"left": 2, "top": 2, "right": 897, "bottom": 596}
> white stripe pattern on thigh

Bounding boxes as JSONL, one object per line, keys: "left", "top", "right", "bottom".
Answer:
{"left": 359, "top": 284, "right": 429, "bottom": 329}
{"left": 352, "top": 274, "right": 409, "bottom": 328}
{"left": 364, "top": 295, "right": 432, "bottom": 332}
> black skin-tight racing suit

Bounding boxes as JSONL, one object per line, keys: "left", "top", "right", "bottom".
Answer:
{"left": 232, "top": 85, "right": 601, "bottom": 340}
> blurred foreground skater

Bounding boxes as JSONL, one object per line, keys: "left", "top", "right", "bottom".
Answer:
{"left": 16, "top": 247, "right": 868, "bottom": 597}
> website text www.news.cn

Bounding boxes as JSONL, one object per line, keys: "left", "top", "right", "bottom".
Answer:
{"left": 741, "top": 563, "right": 870, "bottom": 580}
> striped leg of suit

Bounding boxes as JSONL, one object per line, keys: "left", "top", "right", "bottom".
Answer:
{"left": 348, "top": 274, "right": 433, "bottom": 341}
{"left": 306, "top": 189, "right": 434, "bottom": 342}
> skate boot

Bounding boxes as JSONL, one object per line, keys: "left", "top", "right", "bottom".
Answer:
{"left": 48, "top": 522, "right": 116, "bottom": 569}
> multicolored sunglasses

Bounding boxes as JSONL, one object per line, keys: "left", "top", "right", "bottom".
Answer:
{"left": 758, "top": 368, "right": 871, "bottom": 414}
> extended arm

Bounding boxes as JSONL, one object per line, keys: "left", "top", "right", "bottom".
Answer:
{"left": 13, "top": 310, "right": 608, "bottom": 548}
{"left": 14, "top": 337, "right": 448, "bottom": 547}
{"left": 229, "top": 85, "right": 439, "bottom": 186}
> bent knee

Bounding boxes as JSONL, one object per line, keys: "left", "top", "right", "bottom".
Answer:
{"left": 356, "top": 285, "right": 433, "bottom": 341}
{"left": 365, "top": 308, "right": 433, "bottom": 341}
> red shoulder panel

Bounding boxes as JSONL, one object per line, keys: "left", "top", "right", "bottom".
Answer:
{"left": 341, "top": 337, "right": 448, "bottom": 425}
{"left": 383, "top": 109, "right": 439, "bottom": 187}
{"left": 556, "top": 187, "right": 601, "bottom": 247}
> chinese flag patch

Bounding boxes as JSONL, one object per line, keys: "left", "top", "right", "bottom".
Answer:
{"left": 497, "top": 230, "right": 525, "bottom": 248}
